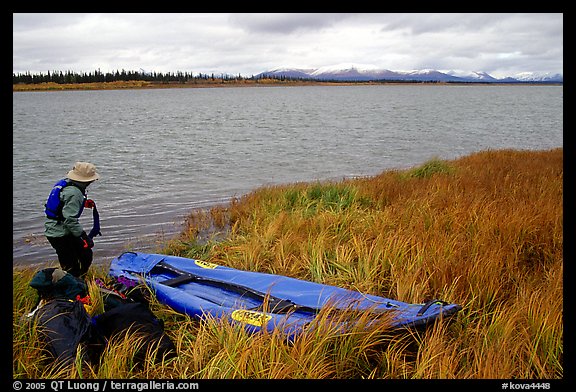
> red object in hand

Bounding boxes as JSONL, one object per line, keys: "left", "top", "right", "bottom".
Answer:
{"left": 85, "top": 199, "right": 95, "bottom": 208}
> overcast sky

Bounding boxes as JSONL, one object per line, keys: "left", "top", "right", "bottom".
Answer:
{"left": 13, "top": 13, "right": 563, "bottom": 78}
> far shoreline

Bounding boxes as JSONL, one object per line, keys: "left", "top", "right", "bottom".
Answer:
{"left": 12, "top": 79, "right": 563, "bottom": 92}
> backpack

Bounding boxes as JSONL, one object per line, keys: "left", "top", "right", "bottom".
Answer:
{"left": 28, "top": 268, "right": 94, "bottom": 366}
{"left": 29, "top": 267, "right": 88, "bottom": 302}
{"left": 45, "top": 179, "right": 85, "bottom": 220}
{"left": 91, "top": 302, "right": 177, "bottom": 365}
{"left": 35, "top": 299, "right": 93, "bottom": 367}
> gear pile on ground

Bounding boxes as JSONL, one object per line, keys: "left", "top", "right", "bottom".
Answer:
{"left": 26, "top": 267, "right": 177, "bottom": 368}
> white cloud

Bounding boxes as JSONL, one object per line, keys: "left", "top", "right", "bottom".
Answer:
{"left": 12, "top": 13, "right": 563, "bottom": 78}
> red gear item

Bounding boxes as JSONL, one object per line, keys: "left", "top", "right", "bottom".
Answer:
{"left": 76, "top": 295, "right": 91, "bottom": 304}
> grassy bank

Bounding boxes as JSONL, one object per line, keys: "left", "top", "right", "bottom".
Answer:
{"left": 12, "top": 79, "right": 381, "bottom": 92}
{"left": 13, "top": 148, "right": 563, "bottom": 379}
{"left": 14, "top": 79, "right": 543, "bottom": 92}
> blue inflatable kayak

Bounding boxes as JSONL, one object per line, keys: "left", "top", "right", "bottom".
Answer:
{"left": 109, "top": 252, "right": 461, "bottom": 338}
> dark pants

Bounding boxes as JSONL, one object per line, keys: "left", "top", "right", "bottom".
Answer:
{"left": 47, "top": 235, "right": 93, "bottom": 278}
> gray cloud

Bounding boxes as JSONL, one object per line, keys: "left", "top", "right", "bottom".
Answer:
{"left": 13, "top": 13, "right": 563, "bottom": 78}
{"left": 228, "top": 13, "right": 357, "bottom": 34}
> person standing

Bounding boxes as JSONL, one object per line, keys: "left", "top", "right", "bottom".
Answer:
{"left": 44, "top": 162, "right": 101, "bottom": 278}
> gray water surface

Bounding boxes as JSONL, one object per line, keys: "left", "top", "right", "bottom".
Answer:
{"left": 13, "top": 84, "right": 563, "bottom": 267}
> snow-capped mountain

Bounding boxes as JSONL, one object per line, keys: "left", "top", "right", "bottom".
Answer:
{"left": 256, "top": 65, "right": 563, "bottom": 83}
{"left": 445, "top": 70, "right": 498, "bottom": 82}
{"left": 310, "top": 63, "right": 384, "bottom": 80}
{"left": 263, "top": 67, "right": 317, "bottom": 79}
{"left": 511, "top": 72, "right": 563, "bottom": 83}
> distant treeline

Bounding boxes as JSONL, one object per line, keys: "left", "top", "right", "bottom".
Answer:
{"left": 12, "top": 69, "right": 441, "bottom": 85}
{"left": 17, "top": 69, "right": 544, "bottom": 86}
{"left": 12, "top": 69, "right": 269, "bottom": 84}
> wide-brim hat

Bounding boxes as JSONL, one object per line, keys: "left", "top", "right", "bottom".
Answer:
{"left": 66, "top": 162, "right": 100, "bottom": 182}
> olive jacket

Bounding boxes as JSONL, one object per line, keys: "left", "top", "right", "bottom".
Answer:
{"left": 44, "top": 180, "right": 89, "bottom": 238}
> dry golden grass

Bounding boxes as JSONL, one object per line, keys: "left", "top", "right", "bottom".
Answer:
{"left": 12, "top": 80, "right": 155, "bottom": 91}
{"left": 12, "top": 78, "right": 365, "bottom": 92}
{"left": 13, "top": 148, "right": 562, "bottom": 379}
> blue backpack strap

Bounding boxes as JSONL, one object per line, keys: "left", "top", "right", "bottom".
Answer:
{"left": 45, "top": 179, "right": 69, "bottom": 220}
{"left": 45, "top": 179, "right": 87, "bottom": 221}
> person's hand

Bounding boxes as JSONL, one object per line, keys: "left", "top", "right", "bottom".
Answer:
{"left": 84, "top": 199, "right": 95, "bottom": 208}
{"left": 80, "top": 231, "right": 94, "bottom": 249}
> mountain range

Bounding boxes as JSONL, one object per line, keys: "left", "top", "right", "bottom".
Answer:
{"left": 255, "top": 64, "right": 563, "bottom": 83}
